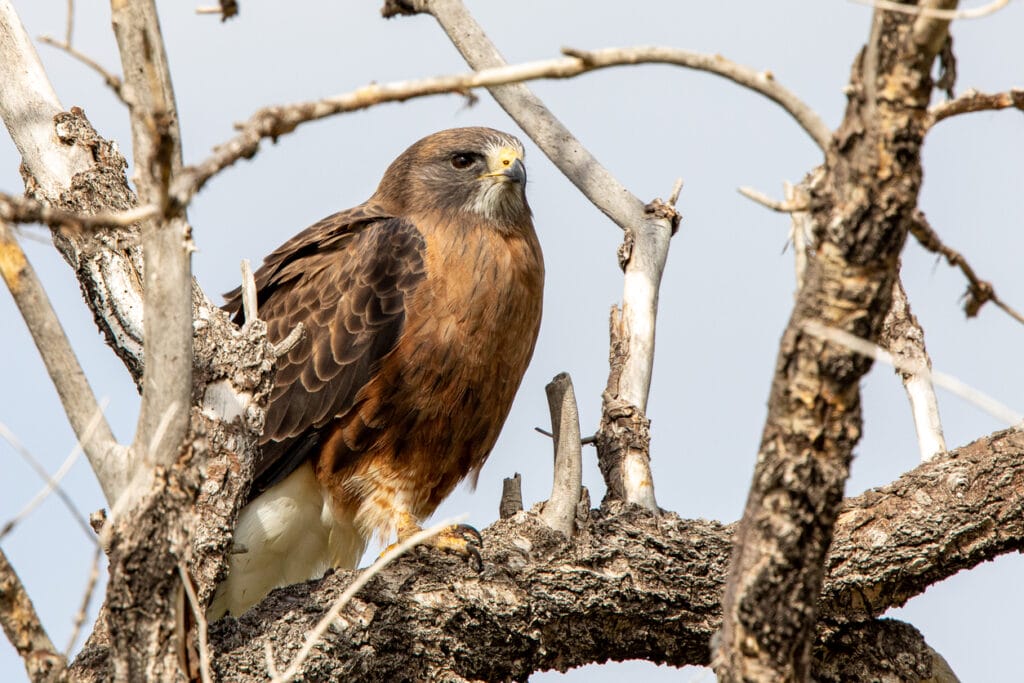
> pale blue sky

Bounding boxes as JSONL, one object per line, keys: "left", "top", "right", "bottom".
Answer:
{"left": 2, "top": 1, "right": 1022, "bottom": 680}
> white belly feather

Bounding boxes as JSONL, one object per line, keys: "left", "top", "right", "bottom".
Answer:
{"left": 208, "top": 463, "right": 366, "bottom": 620}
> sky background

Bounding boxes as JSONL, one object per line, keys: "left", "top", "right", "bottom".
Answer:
{"left": 2, "top": 1, "right": 1022, "bottom": 680}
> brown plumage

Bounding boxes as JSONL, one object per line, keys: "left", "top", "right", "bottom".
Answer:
{"left": 210, "top": 127, "right": 543, "bottom": 618}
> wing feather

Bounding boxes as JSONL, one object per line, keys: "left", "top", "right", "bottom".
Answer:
{"left": 224, "top": 205, "right": 426, "bottom": 497}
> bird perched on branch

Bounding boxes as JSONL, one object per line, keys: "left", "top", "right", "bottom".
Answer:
{"left": 210, "top": 127, "right": 544, "bottom": 619}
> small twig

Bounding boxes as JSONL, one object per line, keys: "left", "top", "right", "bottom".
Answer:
{"left": 195, "top": 0, "right": 238, "bottom": 20}
{"left": 268, "top": 518, "right": 462, "bottom": 683}
{"left": 927, "top": 87, "right": 1024, "bottom": 126}
{"left": 173, "top": 44, "right": 829, "bottom": 208}
{"left": 784, "top": 181, "right": 813, "bottom": 294}
{"left": 63, "top": 0, "right": 73, "bottom": 45}
{"left": 738, "top": 185, "right": 810, "bottom": 213}
{"left": 850, "top": 0, "right": 1011, "bottom": 19}
{"left": 65, "top": 545, "right": 102, "bottom": 657}
{"left": 803, "top": 321, "right": 1022, "bottom": 425}
{"left": 533, "top": 426, "right": 596, "bottom": 446}
{"left": 910, "top": 210, "right": 1024, "bottom": 325}
{"left": 273, "top": 322, "right": 306, "bottom": 358}
{"left": 0, "top": 404, "right": 107, "bottom": 543}
{"left": 0, "top": 547, "right": 66, "bottom": 682}
{"left": 0, "top": 193, "right": 157, "bottom": 229}
{"left": 240, "top": 259, "right": 258, "bottom": 326}
{"left": 540, "top": 373, "right": 583, "bottom": 537}
{"left": 667, "top": 178, "right": 684, "bottom": 207}
{"left": 37, "top": 36, "right": 125, "bottom": 102}
{"left": 177, "top": 563, "right": 213, "bottom": 683}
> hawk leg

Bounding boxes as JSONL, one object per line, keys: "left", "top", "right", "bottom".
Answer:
{"left": 393, "top": 511, "right": 483, "bottom": 571}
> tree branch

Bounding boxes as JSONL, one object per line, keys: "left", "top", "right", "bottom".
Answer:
{"left": 0, "top": 547, "right": 66, "bottom": 682}
{"left": 0, "top": 0, "right": 92, "bottom": 197}
{"left": 63, "top": 427, "right": 1017, "bottom": 681}
{"left": 880, "top": 278, "right": 946, "bottom": 461}
{"left": 927, "top": 87, "right": 1024, "bottom": 126}
{"left": 909, "top": 208, "right": 1024, "bottom": 324}
{"left": 715, "top": 4, "right": 958, "bottom": 678}
{"left": 172, "top": 45, "right": 827, "bottom": 209}
{"left": 110, "top": 0, "right": 193, "bottom": 480}
{"left": 540, "top": 373, "right": 583, "bottom": 537}
{"left": 0, "top": 220, "right": 125, "bottom": 503}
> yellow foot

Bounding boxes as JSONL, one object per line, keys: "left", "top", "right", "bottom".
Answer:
{"left": 388, "top": 513, "right": 484, "bottom": 571}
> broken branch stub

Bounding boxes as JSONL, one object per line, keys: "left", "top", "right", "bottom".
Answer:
{"left": 540, "top": 373, "right": 583, "bottom": 537}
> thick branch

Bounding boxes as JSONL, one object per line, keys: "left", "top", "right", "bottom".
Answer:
{"left": 62, "top": 427, "right": 1019, "bottom": 681}
{"left": 0, "top": 547, "right": 66, "bottom": 682}
{"left": 0, "top": 0, "right": 92, "bottom": 197}
{"left": 0, "top": 220, "right": 125, "bottom": 503}
{"left": 715, "top": 4, "right": 958, "bottom": 679}
{"left": 110, "top": 0, "right": 193, "bottom": 476}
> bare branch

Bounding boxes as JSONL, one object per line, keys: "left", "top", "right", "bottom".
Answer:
{"left": 784, "top": 181, "right": 813, "bottom": 294}
{"left": 173, "top": 45, "right": 826, "bottom": 208}
{"left": 803, "top": 321, "right": 1021, "bottom": 425}
{"left": 0, "top": 547, "right": 66, "bottom": 682}
{"left": 239, "top": 258, "right": 258, "bottom": 327}
{"left": 110, "top": 0, "right": 194, "bottom": 473}
{"left": 268, "top": 519, "right": 459, "bottom": 683}
{"left": 910, "top": 209, "right": 1024, "bottom": 324}
{"left": 0, "top": 192, "right": 157, "bottom": 228}
{"left": 0, "top": 0, "right": 93, "bottom": 197}
{"left": 178, "top": 564, "right": 213, "bottom": 683}
{"left": 737, "top": 185, "right": 809, "bottom": 213}
{"left": 195, "top": 1, "right": 238, "bottom": 20}
{"left": 563, "top": 47, "right": 831, "bottom": 151}
{"left": 37, "top": 35, "right": 126, "bottom": 102}
{"left": 272, "top": 322, "right": 305, "bottom": 358}
{"left": 0, "top": 413, "right": 103, "bottom": 543}
{"left": 63, "top": 0, "right": 73, "bottom": 44}
{"left": 927, "top": 87, "right": 1024, "bottom": 126}
{"left": 0, "top": 221, "right": 125, "bottom": 503}
{"left": 851, "top": 0, "right": 1008, "bottom": 20}
{"left": 912, "top": 1, "right": 960, "bottom": 58}
{"left": 540, "top": 373, "right": 583, "bottom": 537}
{"left": 65, "top": 546, "right": 102, "bottom": 658}
{"left": 880, "top": 280, "right": 947, "bottom": 460}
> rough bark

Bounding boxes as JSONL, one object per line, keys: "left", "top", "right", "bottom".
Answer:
{"left": 57, "top": 426, "right": 1024, "bottom": 681}
{"left": 714, "top": 5, "right": 957, "bottom": 680}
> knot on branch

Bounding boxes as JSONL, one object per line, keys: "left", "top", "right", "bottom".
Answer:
{"left": 644, "top": 196, "right": 682, "bottom": 235}
{"left": 964, "top": 279, "right": 994, "bottom": 318}
{"left": 380, "top": 0, "right": 422, "bottom": 18}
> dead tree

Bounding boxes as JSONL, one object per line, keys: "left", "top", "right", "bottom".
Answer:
{"left": 1, "top": 1, "right": 1020, "bottom": 681}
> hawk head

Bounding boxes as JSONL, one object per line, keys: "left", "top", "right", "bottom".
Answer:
{"left": 374, "top": 127, "right": 530, "bottom": 231}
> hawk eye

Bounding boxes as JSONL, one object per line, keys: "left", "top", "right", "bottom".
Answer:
{"left": 450, "top": 153, "right": 476, "bottom": 170}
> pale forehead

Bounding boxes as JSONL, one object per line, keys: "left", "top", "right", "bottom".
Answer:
{"left": 481, "top": 133, "right": 525, "bottom": 157}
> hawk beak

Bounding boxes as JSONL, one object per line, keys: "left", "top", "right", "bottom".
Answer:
{"left": 481, "top": 147, "right": 526, "bottom": 184}
{"left": 503, "top": 157, "right": 527, "bottom": 184}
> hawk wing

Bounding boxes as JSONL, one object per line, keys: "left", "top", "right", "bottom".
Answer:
{"left": 224, "top": 203, "right": 427, "bottom": 498}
